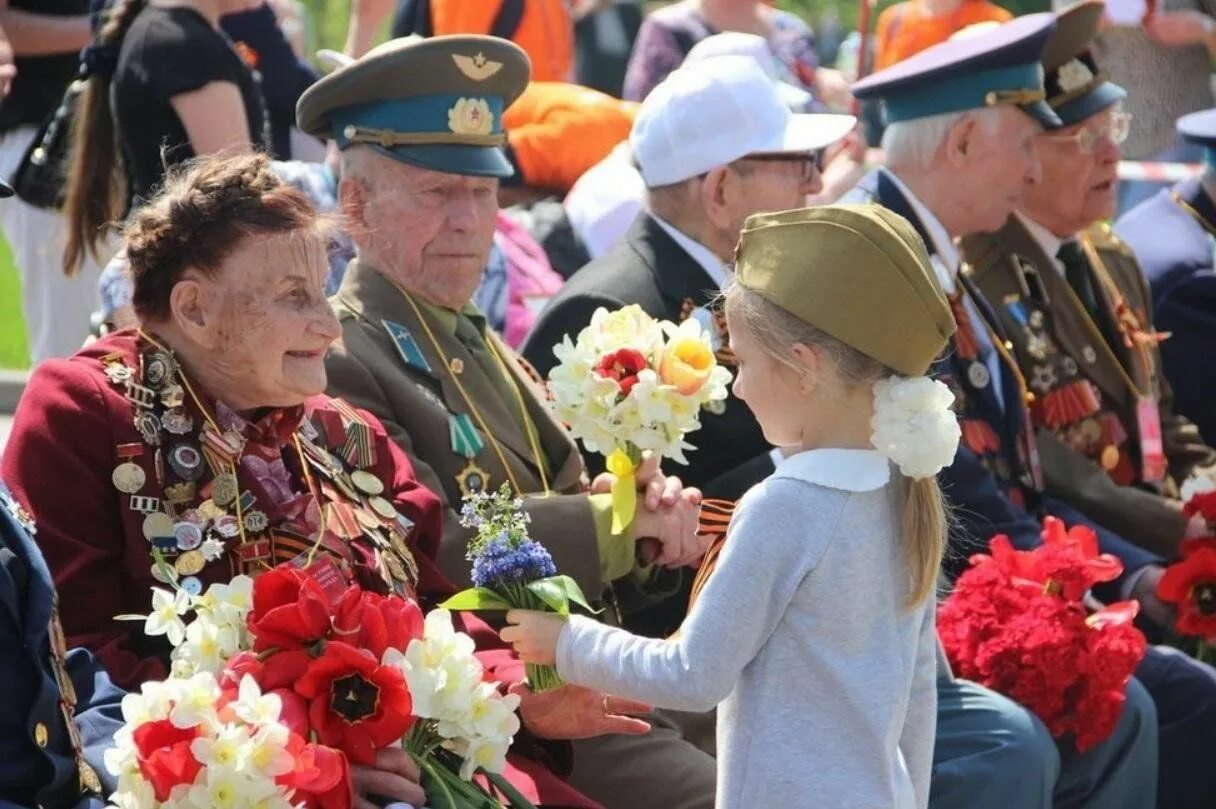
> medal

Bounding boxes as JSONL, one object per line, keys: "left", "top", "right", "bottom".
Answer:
{"left": 1026, "top": 334, "right": 1049, "bottom": 361}
{"left": 179, "top": 576, "right": 203, "bottom": 596}
{"left": 161, "top": 410, "right": 194, "bottom": 435}
{"left": 355, "top": 508, "right": 381, "bottom": 531}
{"left": 174, "top": 550, "right": 205, "bottom": 576}
{"left": 168, "top": 445, "right": 205, "bottom": 481}
{"left": 214, "top": 515, "right": 241, "bottom": 538}
{"left": 450, "top": 358, "right": 465, "bottom": 375}
{"left": 142, "top": 512, "right": 175, "bottom": 543}
{"left": 1101, "top": 445, "right": 1120, "bottom": 470}
{"left": 1061, "top": 357, "right": 1079, "bottom": 376}
{"left": 1030, "top": 365, "right": 1057, "bottom": 394}
{"left": 967, "top": 361, "right": 991, "bottom": 389}
{"left": 200, "top": 537, "right": 226, "bottom": 562}
{"left": 174, "top": 521, "right": 203, "bottom": 551}
{"left": 150, "top": 563, "right": 174, "bottom": 584}
{"left": 1030, "top": 310, "right": 1045, "bottom": 329}
{"left": 164, "top": 483, "right": 196, "bottom": 507}
{"left": 112, "top": 462, "right": 146, "bottom": 494}
{"left": 350, "top": 470, "right": 384, "bottom": 496}
{"left": 211, "top": 473, "right": 238, "bottom": 506}
{"left": 135, "top": 413, "right": 161, "bottom": 446}
{"left": 142, "top": 351, "right": 173, "bottom": 390}
{"left": 104, "top": 363, "right": 132, "bottom": 386}
{"left": 1082, "top": 346, "right": 1098, "bottom": 364}
{"left": 160, "top": 385, "right": 185, "bottom": 410}
{"left": 243, "top": 510, "right": 269, "bottom": 533}
{"left": 369, "top": 496, "right": 397, "bottom": 521}
{"left": 383, "top": 320, "right": 432, "bottom": 374}
{"left": 456, "top": 460, "right": 489, "bottom": 498}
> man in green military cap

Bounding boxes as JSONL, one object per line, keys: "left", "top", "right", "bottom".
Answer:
{"left": 299, "top": 34, "right": 716, "bottom": 809}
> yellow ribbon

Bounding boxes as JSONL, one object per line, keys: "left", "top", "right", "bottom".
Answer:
{"left": 606, "top": 448, "right": 638, "bottom": 535}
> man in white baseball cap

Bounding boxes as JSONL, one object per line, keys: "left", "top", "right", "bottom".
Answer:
{"left": 529, "top": 51, "right": 854, "bottom": 531}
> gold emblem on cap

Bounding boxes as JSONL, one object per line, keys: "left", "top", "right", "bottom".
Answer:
{"left": 1057, "top": 59, "right": 1094, "bottom": 94}
{"left": 448, "top": 98, "right": 494, "bottom": 136}
{"left": 452, "top": 52, "right": 502, "bottom": 82}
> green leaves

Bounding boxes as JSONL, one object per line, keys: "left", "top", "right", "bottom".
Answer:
{"left": 438, "top": 587, "right": 513, "bottom": 612}
{"left": 526, "top": 576, "right": 598, "bottom": 617}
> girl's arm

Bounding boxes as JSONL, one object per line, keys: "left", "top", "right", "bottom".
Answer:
{"left": 506, "top": 481, "right": 844, "bottom": 712}
{"left": 170, "top": 81, "right": 255, "bottom": 156}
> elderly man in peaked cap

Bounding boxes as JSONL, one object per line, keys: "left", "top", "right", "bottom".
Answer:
{"left": 845, "top": 12, "right": 1161, "bottom": 809}
{"left": 299, "top": 35, "right": 717, "bottom": 809}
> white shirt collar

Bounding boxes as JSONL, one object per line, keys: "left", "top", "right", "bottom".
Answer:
{"left": 1016, "top": 212, "right": 1067, "bottom": 275}
{"left": 881, "top": 168, "right": 959, "bottom": 295}
{"left": 648, "top": 212, "right": 730, "bottom": 290}
{"left": 772, "top": 448, "right": 891, "bottom": 492}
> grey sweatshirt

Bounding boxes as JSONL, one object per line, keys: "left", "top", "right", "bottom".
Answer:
{"left": 557, "top": 448, "right": 937, "bottom": 809}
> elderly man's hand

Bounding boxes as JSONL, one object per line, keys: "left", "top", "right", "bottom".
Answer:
{"left": 508, "top": 681, "right": 652, "bottom": 741}
{"left": 633, "top": 488, "right": 709, "bottom": 568}
{"left": 350, "top": 748, "right": 426, "bottom": 809}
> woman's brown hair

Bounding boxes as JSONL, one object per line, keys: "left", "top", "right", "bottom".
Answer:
{"left": 61, "top": 0, "right": 146, "bottom": 276}
{"left": 724, "top": 284, "right": 948, "bottom": 609}
{"left": 125, "top": 152, "right": 325, "bottom": 322}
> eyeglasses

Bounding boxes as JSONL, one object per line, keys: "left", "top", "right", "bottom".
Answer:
{"left": 736, "top": 150, "right": 825, "bottom": 181}
{"left": 1042, "top": 110, "right": 1132, "bottom": 154}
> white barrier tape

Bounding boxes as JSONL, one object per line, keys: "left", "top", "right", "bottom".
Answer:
{"left": 1116, "top": 161, "right": 1201, "bottom": 183}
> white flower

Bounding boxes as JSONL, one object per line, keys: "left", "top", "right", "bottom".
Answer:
{"left": 248, "top": 723, "right": 295, "bottom": 778}
{"left": 173, "top": 618, "right": 241, "bottom": 675}
{"left": 1181, "top": 474, "right": 1216, "bottom": 503}
{"left": 189, "top": 723, "right": 252, "bottom": 771}
{"left": 870, "top": 376, "right": 961, "bottom": 479}
{"left": 186, "top": 768, "right": 275, "bottom": 809}
{"left": 169, "top": 672, "right": 222, "bottom": 729}
{"left": 195, "top": 576, "right": 254, "bottom": 626}
{"left": 232, "top": 675, "right": 282, "bottom": 727}
{"left": 458, "top": 735, "right": 511, "bottom": 780}
{"left": 145, "top": 587, "right": 192, "bottom": 647}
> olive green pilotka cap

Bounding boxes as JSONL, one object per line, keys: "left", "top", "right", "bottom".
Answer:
{"left": 733, "top": 204, "right": 957, "bottom": 377}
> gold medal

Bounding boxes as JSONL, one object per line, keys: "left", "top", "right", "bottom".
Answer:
{"left": 111, "top": 462, "right": 146, "bottom": 494}
{"left": 369, "top": 496, "right": 397, "bottom": 521}
{"left": 211, "top": 473, "right": 239, "bottom": 506}
{"left": 141, "top": 512, "right": 175, "bottom": 542}
{"left": 174, "top": 549, "right": 205, "bottom": 576}
{"left": 1101, "top": 445, "right": 1120, "bottom": 470}
{"left": 355, "top": 508, "right": 381, "bottom": 531}
{"left": 350, "top": 470, "right": 385, "bottom": 496}
{"left": 456, "top": 460, "right": 489, "bottom": 498}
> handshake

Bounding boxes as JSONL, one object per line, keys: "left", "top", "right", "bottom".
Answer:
{"left": 591, "top": 454, "right": 712, "bottom": 569}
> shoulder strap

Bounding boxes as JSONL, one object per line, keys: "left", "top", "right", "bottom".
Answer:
{"left": 490, "top": 0, "right": 525, "bottom": 39}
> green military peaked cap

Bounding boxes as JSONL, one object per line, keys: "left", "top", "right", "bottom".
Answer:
{"left": 296, "top": 35, "right": 531, "bottom": 178}
{"left": 1041, "top": 0, "right": 1126, "bottom": 126}
{"left": 734, "top": 204, "right": 956, "bottom": 377}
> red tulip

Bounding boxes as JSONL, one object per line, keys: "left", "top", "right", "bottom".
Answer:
{"left": 1158, "top": 547, "right": 1216, "bottom": 638}
{"left": 332, "top": 588, "right": 424, "bottom": 660}
{"left": 249, "top": 566, "right": 333, "bottom": 652}
{"left": 132, "top": 719, "right": 202, "bottom": 801}
{"left": 594, "top": 348, "right": 649, "bottom": 396}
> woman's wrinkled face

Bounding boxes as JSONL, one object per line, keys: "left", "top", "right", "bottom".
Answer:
{"left": 189, "top": 230, "right": 341, "bottom": 410}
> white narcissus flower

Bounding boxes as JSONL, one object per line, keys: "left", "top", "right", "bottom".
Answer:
{"left": 186, "top": 767, "right": 275, "bottom": 809}
{"left": 233, "top": 675, "right": 282, "bottom": 726}
{"left": 459, "top": 735, "right": 511, "bottom": 781}
{"left": 168, "top": 672, "right": 222, "bottom": 729}
{"left": 173, "top": 618, "right": 239, "bottom": 675}
{"left": 196, "top": 576, "right": 254, "bottom": 626}
{"left": 870, "top": 376, "right": 961, "bottom": 480}
{"left": 248, "top": 723, "right": 295, "bottom": 778}
{"left": 189, "top": 723, "right": 252, "bottom": 772}
{"left": 145, "top": 587, "right": 192, "bottom": 647}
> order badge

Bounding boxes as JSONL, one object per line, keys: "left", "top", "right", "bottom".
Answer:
{"left": 1136, "top": 395, "right": 1166, "bottom": 483}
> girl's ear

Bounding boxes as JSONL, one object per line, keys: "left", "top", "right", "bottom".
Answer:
{"left": 790, "top": 342, "right": 820, "bottom": 391}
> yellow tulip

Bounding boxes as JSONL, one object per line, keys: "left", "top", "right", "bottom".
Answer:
{"left": 659, "top": 337, "right": 714, "bottom": 396}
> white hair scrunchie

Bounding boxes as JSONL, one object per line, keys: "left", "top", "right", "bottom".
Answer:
{"left": 870, "top": 376, "right": 962, "bottom": 479}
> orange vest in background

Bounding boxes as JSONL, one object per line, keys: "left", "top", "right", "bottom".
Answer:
{"left": 430, "top": 0, "right": 574, "bottom": 82}
{"left": 873, "top": 0, "right": 1013, "bottom": 71}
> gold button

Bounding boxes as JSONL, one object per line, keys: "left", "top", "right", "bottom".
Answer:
{"left": 450, "top": 358, "right": 464, "bottom": 375}
{"left": 34, "top": 722, "right": 48, "bottom": 748}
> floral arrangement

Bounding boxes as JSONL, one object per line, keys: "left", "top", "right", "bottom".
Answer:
{"left": 442, "top": 486, "right": 594, "bottom": 692}
{"left": 111, "top": 564, "right": 532, "bottom": 808}
{"left": 1156, "top": 477, "right": 1216, "bottom": 662}
{"left": 938, "top": 518, "right": 1147, "bottom": 752}
{"left": 547, "top": 305, "right": 731, "bottom": 531}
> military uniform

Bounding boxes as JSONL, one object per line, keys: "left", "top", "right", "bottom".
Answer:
{"left": 0, "top": 484, "right": 123, "bottom": 809}
{"left": 1116, "top": 108, "right": 1216, "bottom": 445}
{"left": 963, "top": 216, "right": 1214, "bottom": 557}
{"left": 298, "top": 34, "right": 716, "bottom": 809}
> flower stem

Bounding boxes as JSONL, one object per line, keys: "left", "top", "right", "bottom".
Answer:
{"left": 525, "top": 662, "right": 564, "bottom": 693}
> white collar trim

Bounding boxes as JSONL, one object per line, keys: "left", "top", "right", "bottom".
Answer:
{"left": 648, "top": 212, "right": 730, "bottom": 290}
{"left": 772, "top": 448, "right": 891, "bottom": 492}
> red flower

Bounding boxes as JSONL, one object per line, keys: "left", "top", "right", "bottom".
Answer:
{"left": 132, "top": 719, "right": 202, "bottom": 801}
{"left": 279, "top": 735, "right": 351, "bottom": 809}
{"left": 594, "top": 348, "right": 649, "bottom": 395}
{"left": 1184, "top": 490, "right": 1216, "bottom": 524}
{"left": 1158, "top": 547, "right": 1216, "bottom": 638}
{"left": 294, "top": 641, "right": 414, "bottom": 766}
{"left": 249, "top": 566, "right": 333, "bottom": 652}
{"left": 1181, "top": 536, "right": 1216, "bottom": 558}
{"left": 332, "top": 588, "right": 424, "bottom": 660}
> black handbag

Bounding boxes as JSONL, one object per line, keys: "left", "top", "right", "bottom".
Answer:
{"left": 10, "top": 68, "right": 87, "bottom": 211}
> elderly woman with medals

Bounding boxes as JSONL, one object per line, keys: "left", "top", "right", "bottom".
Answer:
{"left": 1, "top": 152, "right": 605, "bottom": 809}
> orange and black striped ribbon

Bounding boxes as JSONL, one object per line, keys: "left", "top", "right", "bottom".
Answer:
{"left": 688, "top": 498, "right": 737, "bottom": 610}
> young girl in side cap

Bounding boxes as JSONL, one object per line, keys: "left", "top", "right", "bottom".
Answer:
{"left": 502, "top": 204, "right": 959, "bottom": 809}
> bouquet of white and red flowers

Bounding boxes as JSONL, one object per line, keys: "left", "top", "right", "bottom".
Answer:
{"left": 110, "top": 563, "right": 532, "bottom": 808}
{"left": 546, "top": 304, "right": 731, "bottom": 531}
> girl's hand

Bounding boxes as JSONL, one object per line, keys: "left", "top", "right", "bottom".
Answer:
{"left": 502, "top": 610, "right": 565, "bottom": 665}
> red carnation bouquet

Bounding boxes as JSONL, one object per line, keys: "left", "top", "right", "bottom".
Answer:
{"left": 938, "top": 518, "right": 1147, "bottom": 752}
{"left": 1156, "top": 478, "right": 1216, "bottom": 662}
{"left": 110, "top": 563, "right": 535, "bottom": 808}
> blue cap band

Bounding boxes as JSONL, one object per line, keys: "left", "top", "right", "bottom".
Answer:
{"left": 330, "top": 93, "right": 505, "bottom": 147}
{"left": 882, "top": 62, "right": 1045, "bottom": 124}
{"left": 1205, "top": 147, "right": 1216, "bottom": 172}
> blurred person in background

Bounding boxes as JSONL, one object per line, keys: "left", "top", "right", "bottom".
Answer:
{"left": 61, "top": 0, "right": 267, "bottom": 281}
{"left": 622, "top": 0, "right": 852, "bottom": 110}
{"left": 0, "top": 1, "right": 98, "bottom": 363}
{"left": 873, "top": 0, "right": 1013, "bottom": 71}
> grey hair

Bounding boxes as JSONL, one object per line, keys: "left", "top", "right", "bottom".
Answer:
{"left": 882, "top": 107, "right": 1005, "bottom": 171}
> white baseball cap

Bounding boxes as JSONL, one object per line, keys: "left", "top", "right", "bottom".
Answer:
{"left": 683, "top": 32, "right": 815, "bottom": 112}
{"left": 630, "top": 55, "right": 856, "bottom": 187}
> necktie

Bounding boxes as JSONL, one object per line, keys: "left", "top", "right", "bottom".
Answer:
{"left": 453, "top": 310, "right": 520, "bottom": 411}
{"left": 1057, "top": 241, "right": 1100, "bottom": 320}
